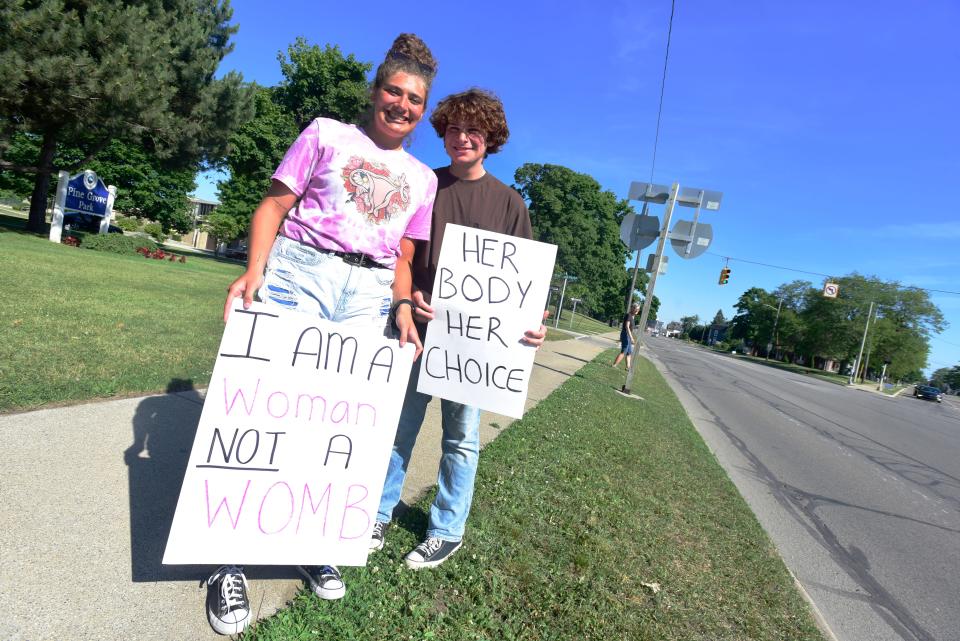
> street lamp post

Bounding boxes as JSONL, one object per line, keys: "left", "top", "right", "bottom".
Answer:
{"left": 569, "top": 297, "right": 582, "bottom": 329}
{"left": 877, "top": 361, "right": 889, "bottom": 391}
{"left": 553, "top": 273, "right": 577, "bottom": 328}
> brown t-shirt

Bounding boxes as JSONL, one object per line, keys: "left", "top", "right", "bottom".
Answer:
{"left": 412, "top": 166, "right": 533, "bottom": 295}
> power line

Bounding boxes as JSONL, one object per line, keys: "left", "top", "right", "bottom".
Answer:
{"left": 931, "top": 336, "right": 960, "bottom": 349}
{"left": 705, "top": 251, "right": 960, "bottom": 296}
{"left": 648, "top": 0, "right": 676, "bottom": 184}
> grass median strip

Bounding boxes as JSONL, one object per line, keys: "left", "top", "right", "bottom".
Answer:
{"left": 245, "top": 353, "right": 825, "bottom": 641}
{"left": 0, "top": 228, "right": 241, "bottom": 412}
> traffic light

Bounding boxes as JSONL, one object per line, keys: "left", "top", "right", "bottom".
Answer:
{"left": 718, "top": 267, "right": 731, "bottom": 285}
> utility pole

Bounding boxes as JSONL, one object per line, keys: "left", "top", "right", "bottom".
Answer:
{"left": 860, "top": 307, "right": 879, "bottom": 383}
{"left": 849, "top": 301, "right": 874, "bottom": 386}
{"left": 623, "top": 182, "right": 680, "bottom": 395}
{"left": 763, "top": 298, "right": 783, "bottom": 360}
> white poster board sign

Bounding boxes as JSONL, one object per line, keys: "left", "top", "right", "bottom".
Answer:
{"left": 416, "top": 224, "right": 557, "bottom": 418}
{"left": 163, "top": 301, "right": 413, "bottom": 566}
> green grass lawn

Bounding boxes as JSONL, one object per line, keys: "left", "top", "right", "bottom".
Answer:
{"left": 0, "top": 226, "right": 242, "bottom": 411}
{"left": 546, "top": 305, "right": 615, "bottom": 336}
{"left": 243, "top": 352, "right": 825, "bottom": 641}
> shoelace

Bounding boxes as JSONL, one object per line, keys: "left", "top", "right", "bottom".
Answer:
{"left": 420, "top": 537, "right": 443, "bottom": 555}
{"left": 319, "top": 565, "right": 339, "bottom": 580}
{"left": 209, "top": 565, "right": 246, "bottom": 610}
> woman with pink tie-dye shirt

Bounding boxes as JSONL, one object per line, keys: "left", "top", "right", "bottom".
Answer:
{"left": 209, "top": 33, "right": 437, "bottom": 637}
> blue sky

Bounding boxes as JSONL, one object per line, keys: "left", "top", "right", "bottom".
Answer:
{"left": 194, "top": 0, "right": 960, "bottom": 375}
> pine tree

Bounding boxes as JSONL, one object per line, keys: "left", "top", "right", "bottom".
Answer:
{"left": 0, "top": 0, "right": 254, "bottom": 232}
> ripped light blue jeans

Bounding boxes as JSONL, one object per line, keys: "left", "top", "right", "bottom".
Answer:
{"left": 376, "top": 363, "right": 481, "bottom": 542}
{"left": 259, "top": 235, "right": 394, "bottom": 332}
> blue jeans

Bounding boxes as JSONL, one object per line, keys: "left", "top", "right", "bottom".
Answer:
{"left": 259, "top": 235, "right": 394, "bottom": 330}
{"left": 377, "top": 363, "right": 481, "bottom": 541}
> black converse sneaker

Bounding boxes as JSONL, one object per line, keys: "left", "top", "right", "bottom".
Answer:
{"left": 369, "top": 521, "right": 389, "bottom": 551}
{"left": 405, "top": 537, "right": 463, "bottom": 569}
{"left": 206, "top": 565, "right": 251, "bottom": 635}
{"left": 297, "top": 564, "right": 345, "bottom": 600}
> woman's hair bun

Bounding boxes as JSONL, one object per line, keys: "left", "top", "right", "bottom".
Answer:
{"left": 375, "top": 33, "right": 437, "bottom": 89}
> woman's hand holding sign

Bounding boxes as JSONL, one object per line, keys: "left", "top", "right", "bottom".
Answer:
{"left": 392, "top": 299, "right": 424, "bottom": 360}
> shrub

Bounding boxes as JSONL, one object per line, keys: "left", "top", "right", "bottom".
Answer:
{"left": 115, "top": 216, "right": 142, "bottom": 232}
{"left": 142, "top": 222, "right": 167, "bottom": 242}
{"left": 83, "top": 233, "right": 158, "bottom": 255}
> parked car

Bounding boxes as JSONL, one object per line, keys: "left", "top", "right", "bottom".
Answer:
{"left": 913, "top": 384, "right": 943, "bottom": 403}
{"left": 62, "top": 212, "right": 122, "bottom": 234}
{"left": 224, "top": 246, "right": 248, "bottom": 260}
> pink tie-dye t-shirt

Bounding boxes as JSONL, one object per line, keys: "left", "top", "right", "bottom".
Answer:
{"left": 271, "top": 118, "right": 436, "bottom": 269}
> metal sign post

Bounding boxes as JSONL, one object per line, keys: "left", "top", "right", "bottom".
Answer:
{"left": 624, "top": 182, "right": 680, "bottom": 395}
{"left": 553, "top": 273, "right": 577, "bottom": 328}
{"left": 621, "top": 199, "right": 661, "bottom": 310}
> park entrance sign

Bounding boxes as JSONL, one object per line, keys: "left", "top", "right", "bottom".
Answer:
{"left": 49, "top": 169, "right": 117, "bottom": 243}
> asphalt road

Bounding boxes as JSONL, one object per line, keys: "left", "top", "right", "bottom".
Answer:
{"left": 643, "top": 337, "right": 960, "bottom": 641}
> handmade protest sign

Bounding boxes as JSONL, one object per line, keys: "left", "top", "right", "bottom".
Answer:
{"left": 416, "top": 224, "right": 557, "bottom": 418}
{"left": 163, "top": 301, "right": 413, "bottom": 566}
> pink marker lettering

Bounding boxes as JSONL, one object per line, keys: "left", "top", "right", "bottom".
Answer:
{"left": 258, "top": 481, "right": 294, "bottom": 535}
{"left": 205, "top": 479, "right": 251, "bottom": 529}
{"left": 338, "top": 484, "right": 370, "bottom": 540}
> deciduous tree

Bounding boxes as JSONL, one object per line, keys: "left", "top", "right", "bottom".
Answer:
{"left": 215, "top": 43, "right": 371, "bottom": 235}
{"left": 514, "top": 163, "right": 633, "bottom": 320}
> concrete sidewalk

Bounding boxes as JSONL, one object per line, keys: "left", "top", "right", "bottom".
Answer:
{"left": 0, "top": 332, "right": 617, "bottom": 641}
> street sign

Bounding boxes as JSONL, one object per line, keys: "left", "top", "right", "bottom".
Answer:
{"left": 669, "top": 220, "right": 713, "bottom": 259}
{"left": 620, "top": 213, "right": 660, "bottom": 251}
{"left": 823, "top": 282, "right": 839, "bottom": 298}
{"left": 645, "top": 253, "right": 668, "bottom": 274}
{"left": 628, "top": 182, "right": 672, "bottom": 203}
{"left": 675, "top": 187, "right": 723, "bottom": 210}
{"left": 64, "top": 170, "right": 110, "bottom": 217}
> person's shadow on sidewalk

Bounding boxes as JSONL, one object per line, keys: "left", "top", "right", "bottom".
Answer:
{"left": 124, "top": 378, "right": 207, "bottom": 582}
{"left": 123, "top": 379, "right": 303, "bottom": 583}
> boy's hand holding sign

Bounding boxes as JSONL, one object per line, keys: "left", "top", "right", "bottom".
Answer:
{"left": 416, "top": 224, "right": 557, "bottom": 418}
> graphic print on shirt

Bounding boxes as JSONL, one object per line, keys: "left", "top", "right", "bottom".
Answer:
{"left": 341, "top": 156, "right": 411, "bottom": 224}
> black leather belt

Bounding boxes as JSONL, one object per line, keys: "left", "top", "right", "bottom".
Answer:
{"left": 321, "top": 248, "right": 388, "bottom": 270}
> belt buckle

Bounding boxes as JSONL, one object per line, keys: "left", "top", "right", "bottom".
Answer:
{"left": 341, "top": 253, "right": 363, "bottom": 267}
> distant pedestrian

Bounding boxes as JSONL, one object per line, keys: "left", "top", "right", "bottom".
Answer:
{"left": 613, "top": 303, "right": 640, "bottom": 370}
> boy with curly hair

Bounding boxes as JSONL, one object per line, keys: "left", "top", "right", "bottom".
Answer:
{"left": 372, "top": 88, "right": 545, "bottom": 567}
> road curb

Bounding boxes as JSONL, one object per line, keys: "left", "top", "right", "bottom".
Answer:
{"left": 789, "top": 570, "right": 842, "bottom": 641}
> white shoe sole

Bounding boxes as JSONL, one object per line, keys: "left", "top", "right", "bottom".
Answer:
{"left": 404, "top": 540, "right": 463, "bottom": 569}
{"left": 207, "top": 610, "right": 249, "bottom": 636}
